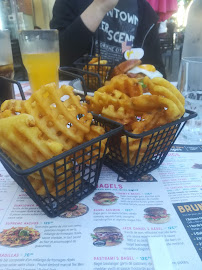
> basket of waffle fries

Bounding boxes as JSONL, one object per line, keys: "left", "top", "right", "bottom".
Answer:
{"left": 85, "top": 63, "right": 197, "bottom": 181}
{"left": 0, "top": 79, "right": 122, "bottom": 217}
{"left": 73, "top": 55, "right": 112, "bottom": 91}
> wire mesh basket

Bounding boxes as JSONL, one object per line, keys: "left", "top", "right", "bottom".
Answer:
{"left": 0, "top": 78, "right": 123, "bottom": 217}
{"left": 104, "top": 109, "right": 197, "bottom": 181}
{"left": 59, "top": 66, "right": 101, "bottom": 99}
{"left": 73, "top": 55, "right": 113, "bottom": 91}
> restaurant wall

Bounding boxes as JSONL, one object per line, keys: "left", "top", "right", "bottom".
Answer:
{"left": 48, "top": 0, "right": 55, "bottom": 20}
{"left": 33, "top": 0, "right": 55, "bottom": 29}
{"left": 32, "top": 0, "right": 45, "bottom": 28}
{"left": 16, "top": 0, "right": 34, "bottom": 30}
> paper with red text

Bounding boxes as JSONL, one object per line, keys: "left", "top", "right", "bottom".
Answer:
{"left": 0, "top": 144, "right": 202, "bottom": 270}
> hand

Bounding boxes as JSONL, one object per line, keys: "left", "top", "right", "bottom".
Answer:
{"left": 93, "top": 0, "right": 119, "bottom": 14}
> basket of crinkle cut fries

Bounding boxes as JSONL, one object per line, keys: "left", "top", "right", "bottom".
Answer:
{"left": 0, "top": 77, "right": 122, "bottom": 217}
{"left": 85, "top": 60, "right": 197, "bottom": 181}
{"left": 73, "top": 55, "right": 113, "bottom": 91}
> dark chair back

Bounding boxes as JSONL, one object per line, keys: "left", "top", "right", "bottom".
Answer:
{"left": 159, "top": 34, "right": 174, "bottom": 73}
{"left": 159, "top": 35, "right": 174, "bottom": 53}
{"left": 11, "top": 39, "right": 27, "bottom": 81}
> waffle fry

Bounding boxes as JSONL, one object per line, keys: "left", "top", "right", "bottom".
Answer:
{"left": 86, "top": 74, "right": 185, "bottom": 166}
{"left": 1, "top": 99, "right": 23, "bottom": 114}
{"left": 100, "top": 74, "right": 143, "bottom": 97}
{"left": 0, "top": 83, "right": 108, "bottom": 196}
{"left": 86, "top": 75, "right": 142, "bottom": 125}
{"left": 102, "top": 105, "right": 135, "bottom": 125}
{"left": 87, "top": 90, "right": 133, "bottom": 116}
{"left": 75, "top": 125, "right": 108, "bottom": 164}
{"left": 0, "top": 114, "right": 63, "bottom": 165}
{"left": 1, "top": 83, "right": 93, "bottom": 149}
{"left": 28, "top": 162, "right": 81, "bottom": 197}
{"left": 0, "top": 114, "right": 65, "bottom": 184}
{"left": 0, "top": 113, "right": 82, "bottom": 195}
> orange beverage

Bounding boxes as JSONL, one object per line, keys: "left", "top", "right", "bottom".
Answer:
{"left": 22, "top": 51, "right": 59, "bottom": 92}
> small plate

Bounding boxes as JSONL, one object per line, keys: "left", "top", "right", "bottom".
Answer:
{"left": 69, "top": 79, "right": 94, "bottom": 97}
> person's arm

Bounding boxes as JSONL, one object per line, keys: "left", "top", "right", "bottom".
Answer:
{"left": 50, "top": 0, "right": 119, "bottom": 66}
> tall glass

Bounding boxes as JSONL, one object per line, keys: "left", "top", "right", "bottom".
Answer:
{"left": 19, "top": 30, "right": 60, "bottom": 92}
{"left": 177, "top": 57, "right": 202, "bottom": 143}
{"left": 0, "top": 30, "right": 15, "bottom": 105}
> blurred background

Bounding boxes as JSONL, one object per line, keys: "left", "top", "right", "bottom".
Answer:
{"left": 0, "top": 0, "right": 194, "bottom": 81}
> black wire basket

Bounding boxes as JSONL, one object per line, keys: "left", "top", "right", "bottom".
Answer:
{"left": 73, "top": 55, "right": 113, "bottom": 91}
{"left": 0, "top": 77, "right": 123, "bottom": 217}
{"left": 59, "top": 66, "right": 101, "bottom": 100}
{"left": 104, "top": 109, "right": 197, "bottom": 181}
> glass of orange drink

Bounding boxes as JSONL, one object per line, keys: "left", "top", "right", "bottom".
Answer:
{"left": 19, "top": 30, "right": 60, "bottom": 92}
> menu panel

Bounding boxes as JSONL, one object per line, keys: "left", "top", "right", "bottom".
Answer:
{"left": 0, "top": 143, "right": 202, "bottom": 269}
{"left": 173, "top": 201, "right": 202, "bottom": 260}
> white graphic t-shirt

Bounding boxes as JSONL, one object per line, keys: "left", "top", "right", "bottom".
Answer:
{"left": 95, "top": 0, "right": 138, "bottom": 65}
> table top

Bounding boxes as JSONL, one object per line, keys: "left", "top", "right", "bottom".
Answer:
{"left": 0, "top": 81, "right": 202, "bottom": 270}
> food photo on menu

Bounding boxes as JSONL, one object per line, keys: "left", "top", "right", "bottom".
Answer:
{"left": 60, "top": 203, "right": 89, "bottom": 218}
{"left": 91, "top": 226, "right": 123, "bottom": 247}
{"left": 192, "top": 164, "right": 202, "bottom": 169}
{"left": 118, "top": 174, "right": 158, "bottom": 182}
{"left": 0, "top": 226, "right": 40, "bottom": 247}
{"left": 92, "top": 192, "right": 119, "bottom": 205}
{"left": 143, "top": 207, "right": 170, "bottom": 224}
{"left": 137, "top": 174, "right": 157, "bottom": 182}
